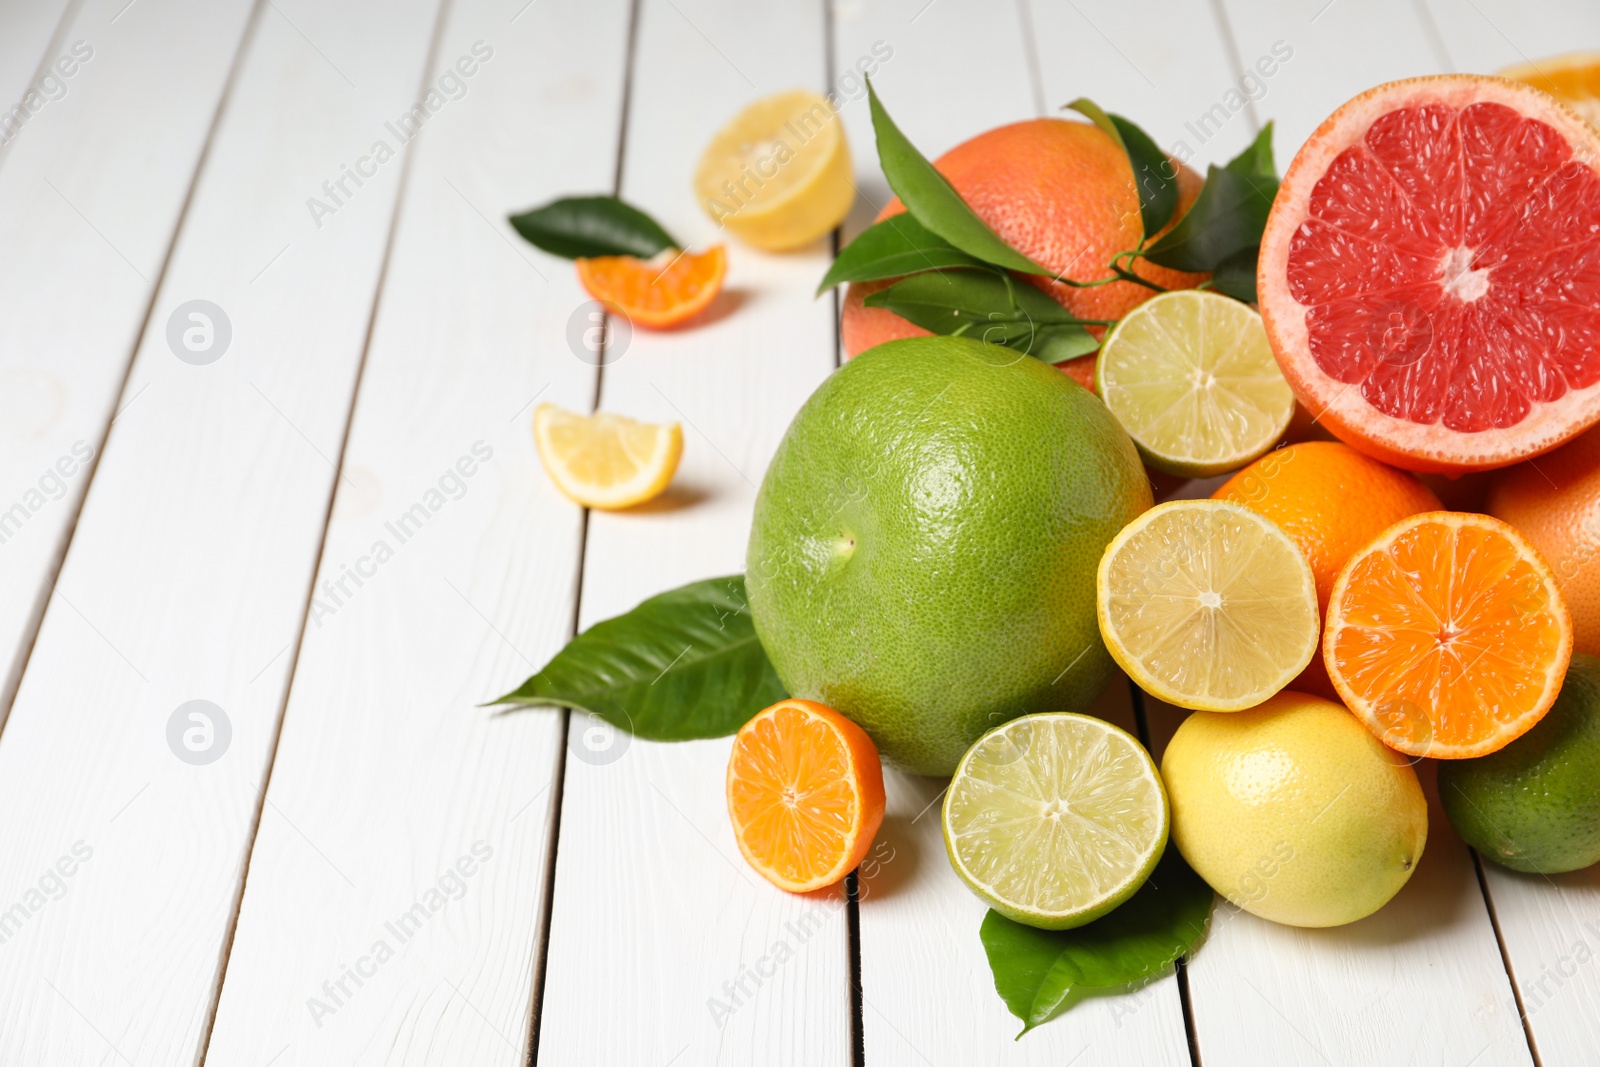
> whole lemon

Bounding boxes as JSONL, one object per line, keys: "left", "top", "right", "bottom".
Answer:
{"left": 747, "top": 336, "right": 1151, "bottom": 775}
{"left": 1162, "top": 691, "right": 1427, "bottom": 927}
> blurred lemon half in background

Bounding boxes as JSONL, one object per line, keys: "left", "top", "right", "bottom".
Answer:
{"left": 695, "top": 89, "right": 855, "bottom": 251}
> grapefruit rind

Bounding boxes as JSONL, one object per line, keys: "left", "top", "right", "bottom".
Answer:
{"left": 1323, "top": 510, "right": 1574, "bottom": 759}
{"left": 1258, "top": 75, "right": 1600, "bottom": 473}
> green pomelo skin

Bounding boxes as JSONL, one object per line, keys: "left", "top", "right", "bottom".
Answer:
{"left": 747, "top": 337, "right": 1153, "bottom": 776}
{"left": 1440, "top": 654, "right": 1600, "bottom": 874}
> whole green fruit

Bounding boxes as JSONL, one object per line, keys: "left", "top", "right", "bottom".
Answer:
{"left": 1440, "top": 654, "right": 1600, "bottom": 874}
{"left": 746, "top": 337, "right": 1152, "bottom": 775}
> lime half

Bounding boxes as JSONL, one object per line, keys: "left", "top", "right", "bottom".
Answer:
{"left": 1097, "top": 500, "right": 1319, "bottom": 712}
{"left": 1096, "top": 290, "right": 1293, "bottom": 477}
{"left": 942, "top": 713, "right": 1168, "bottom": 929}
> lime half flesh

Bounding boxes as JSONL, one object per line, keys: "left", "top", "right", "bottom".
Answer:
{"left": 942, "top": 713, "right": 1168, "bottom": 929}
{"left": 1096, "top": 289, "right": 1293, "bottom": 477}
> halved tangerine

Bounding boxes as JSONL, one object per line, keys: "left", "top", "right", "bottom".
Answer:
{"left": 726, "top": 699, "right": 885, "bottom": 893}
{"left": 1324, "top": 511, "right": 1572, "bottom": 758}
{"left": 576, "top": 244, "right": 726, "bottom": 329}
{"left": 1258, "top": 75, "right": 1600, "bottom": 473}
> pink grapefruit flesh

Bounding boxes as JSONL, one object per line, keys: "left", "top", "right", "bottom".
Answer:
{"left": 1259, "top": 75, "right": 1600, "bottom": 473}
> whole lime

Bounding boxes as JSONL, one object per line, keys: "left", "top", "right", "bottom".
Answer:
{"left": 1162, "top": 691, "right": 1427, "bottom": 928}
{"left": 746, "top": 336, "right": 1151, "bottom": 775}
{"left": 1440, "top": 654, "right": 1600, "bottom": 874}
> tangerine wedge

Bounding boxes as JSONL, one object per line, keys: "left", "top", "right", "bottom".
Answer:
{"left": 576, "top": 245, "right": 726, "bottom": 329}
{"left": 726, "top": 699, "right": 885, "bottom": 893}
{"left": 1324, "top": 511, "right": 1572, "bottom": 758}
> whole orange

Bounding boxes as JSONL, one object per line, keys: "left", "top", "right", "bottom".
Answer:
{"left": 1488, "top": 426, "right": 1600, "bottom": 657}
{"left": 1214, "top": 441, "right": 1442, "bottom": 698}
{"left": 839, "top": 118, "right": 1207, "bottom": 385}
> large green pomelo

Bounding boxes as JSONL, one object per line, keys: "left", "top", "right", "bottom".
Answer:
{"left": 1440, "top": 653, "right": 1600, "bottom": 874}
{"left": 747, "top": 337, "right": 1152, "bottom": 776}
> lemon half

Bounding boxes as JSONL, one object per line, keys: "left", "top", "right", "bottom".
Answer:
{"left": 533, "top": 403, "right": 681, "bottom": 510}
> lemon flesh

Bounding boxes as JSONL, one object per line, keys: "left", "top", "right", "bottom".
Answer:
{"left": 943, "top": 713, "right": 1168, "bottom": 929}
{"left": 694, "top": 89, "right": 855, "bottom": 251}
{"left": 533, "top": 403, "right": 682, "bottom": 510}
{"left": 1098, "top": 500, "right": 1318, "bottom": 711}
{"left": 1096, "top": 290, "right": 1293, "bottom": 477}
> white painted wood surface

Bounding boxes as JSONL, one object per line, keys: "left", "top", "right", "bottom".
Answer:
{"left": 204, "top": 0, "right": 637, "bottom": 1063}
{"left": 0, "top": 1, "right": 1597, "bottom": 1063}
{"left": 0, "top": 0, "right": 75, "bottom": 134}
{"left": 0, "top": 0, "right": 446, "bottom": 1061}
{"left": 0, "top": 0, "right": 257, "bottom": 718}
{"left": 533, "top": 2, "right": 851, "bottom": 1063}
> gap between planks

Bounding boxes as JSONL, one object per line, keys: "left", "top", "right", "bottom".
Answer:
{"left": 189, "top": 0, "right": 462, "bottom": 1061}
{"left": 527, "top": 0, "right": 644, "bottom": 1061}
{"left": 0, "top": 0, "right": 262, "bottom": 740}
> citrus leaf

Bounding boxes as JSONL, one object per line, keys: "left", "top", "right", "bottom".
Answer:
{"left": 508, "top": 195, "right": 678, "bottom": 259}
{"left": 1065, "top": 98, "right": 1178, "bottom": 240}
{"left": 866, "top": 77, "right": 1049, "bottom": 276}
{"left": 1208, "top": 245, "right": 1260, "bottom": 303}
{"left": 817, "top": 213, "right": 993, "bottom": 294}
{"left": 981, "top": 845, "right": 1214, "bottom": 1038}
{"left": 862, "top": 269, "right": 1099, "bottom": 364}
{"left": 489, "top": 575, "right": 783, "bottom": 740}
{"left": 1142, "top": 124, "right": 1278, "bottom": 274}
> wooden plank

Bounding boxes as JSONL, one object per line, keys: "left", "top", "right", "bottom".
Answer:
{"left": 1404, "top": 7, "right": 1600, "bottom": 1063}
{"left": 533, "top": 1, "right": 850, "bottom": 1063}
{"left": 0, "top": 0, "right": 74, "bottom": 141}
{"left": 203, "top": 1, "right": 635, "bottom": 1062}
{"left": 829, "top": 2, "right": 1195, "bottom": 1063}
{"left": 1026, "top": 0, "right": 1258, "bottom": 165}
{"left": 832, "top": 5, "right": 1203, "bottom": 1061}
{"left": 1175, "top": 4, "right": 1534, "bottom": 1063}
{"left": 0, "top": 0, "right": 257, "bottom": 721}
{"left": 0, "top": 1, "right": 449, "bottom": 1062}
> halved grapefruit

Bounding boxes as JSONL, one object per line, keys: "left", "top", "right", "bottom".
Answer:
{"left": 1258, "top": 75, "right": 1600, "bottom": 473}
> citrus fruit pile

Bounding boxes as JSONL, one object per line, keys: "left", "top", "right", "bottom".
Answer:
{"left": 498, "top": 65, "right": 1600, "bottom": 1040}
{"left": 731, "top": 71, "right": 1600, "bottom": 946}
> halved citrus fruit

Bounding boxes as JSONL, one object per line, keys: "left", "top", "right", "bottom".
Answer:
{"left": 1096, "top": 290, "right": 1295, "bottom": 477}
{"left": 533, "top": 403, "right": 682, "bottom": 509}
{"left": 1258, "top": 75, "right": 1600, "bottom": 473}
{"left": 942, "top": 713, "right": 1167, "bottom": 929}
{"left": 1500, "top": 53, "right": 1600, "bottom": 130}
{"left": 726, "top": 699, "right": 885, "bottom": 893}
{"left": 575, "top": 245, "right": 726, "bottom": 329}
{"left": 695, "top": 90, "right": 855, "bottom": 251}
{"left": 1097, "top": 500, "right": 1320, "bottom": 711}
{"left": 1324, "top": 511, "right": 1573, "bottom": 758}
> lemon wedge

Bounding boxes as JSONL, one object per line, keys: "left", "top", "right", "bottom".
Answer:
{"left": 533, "top": 403, "right": 682, "bottom": 509}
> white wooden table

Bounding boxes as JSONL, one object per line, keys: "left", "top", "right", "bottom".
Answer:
{"left": 2, "top": 0, "right": 1598, "bottom": 1063}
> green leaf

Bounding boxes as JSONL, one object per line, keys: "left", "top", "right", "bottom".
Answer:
{"left": 1142, "top": 124, "right": 1278, "bottom": 274}
{"left": 507, "top": 195, "right": 678, "bottom": 259}
{"left": 866, "top": 77, "right": 1049, "bottom": 276}
{"left": 980, "top": 845, "right": 1214, "bottom": 1038}
{"left": 490, "top": 575, "right": 783, "bottom": 740}
{"left": 863, "top": 269, "right": 1099, "bottom": 364}
{"left": 816, "top": 214, "right": 993, "bottom": 294}
{"left": 1208, "top": 246, "right": 1260, "bottom": 303}
{"left": 1065, "top": 98, "right": 1178, "bottom": 241}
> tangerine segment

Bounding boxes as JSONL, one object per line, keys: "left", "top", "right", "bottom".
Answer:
{"left": 726, "top": 699, "right": 885, "bottom": 893}
{"left": 575, "top": 245, "right": 726, "bottom": 329}
{"left": 1325, "top": 511, "right": 1573, "bottom": 758}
